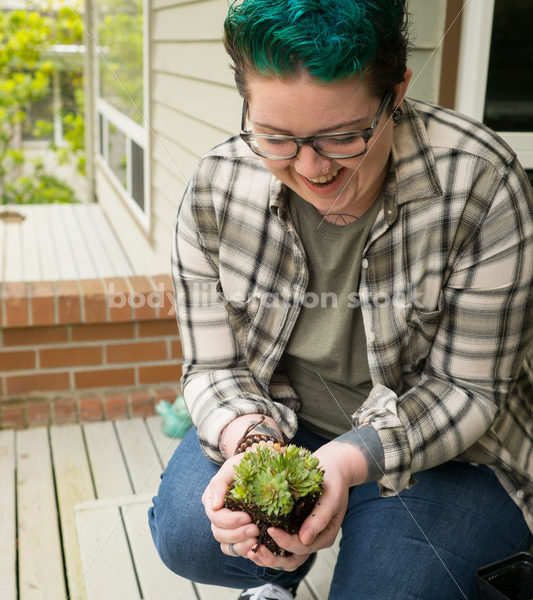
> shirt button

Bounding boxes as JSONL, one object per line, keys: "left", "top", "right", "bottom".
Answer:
{"left": 516, "top": 489, "right": 525, "bottom": 500}
{"left": 368, "top": 331, "right": 376, "bottom": 343}
{"left": 361, "top": 258, "right": 369, "bottom": 269}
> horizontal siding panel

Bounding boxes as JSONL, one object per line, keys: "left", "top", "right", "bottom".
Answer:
{"left": 409, "top": 0, "right": 447, "bottom": 48}
{"left": 152, "top": 0, "right": 227, "bottom": 41}
{"left": 153, "top": 72, "right": 240, "bottom": 131}
{"left": 152, "top": 182, "right": 190, "bottom": 219}
{"left": 151, "top": 152, "right": 187, "bottom": 207}
{"left": 152, "top": 161, "right": 187, "bottom": 203}
{"left": 151, "top": 213, "right": 176, "bottom": 257}
{"left": 152, "top": 101, "right": 229, "bottom": 158}
{"left": 407, "top": 49, "right": 442, "bottom": 104}
{"left": 152, "top": 130, "right": 200, "bottom": 185}
{"left": 149, "top": 216, "right": 175, "bottom": 263}
{"left": 153, "top": 179, "right": 183, "bottom": 218}
{"left": 152, "top": 41, "right": 234, "bottom": 87}
{"left": 153, "top": 0, "right": 200, "bottom": 9}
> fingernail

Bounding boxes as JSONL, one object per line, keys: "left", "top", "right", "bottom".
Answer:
{"left": 302, "top": 528, "right": 314, "bottom": 545}
{"left": 211, "top": 494, "right": 221, "bottom": 508}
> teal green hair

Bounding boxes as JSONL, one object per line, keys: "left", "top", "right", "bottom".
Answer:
{"left": 224, "top": 0, "right": 409, "bottom": 98}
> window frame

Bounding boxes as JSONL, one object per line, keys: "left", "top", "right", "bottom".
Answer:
{"left": 95, "top": 0, "right": 151, "bottom": 233}
{"left": 454, "top": 0, "right": 533, "bottom": 169}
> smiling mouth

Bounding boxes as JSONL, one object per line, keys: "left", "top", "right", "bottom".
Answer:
{"left": 307, "top": 168, "right": 343, "bottom": 186}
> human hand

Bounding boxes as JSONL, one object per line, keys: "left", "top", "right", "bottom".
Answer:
{"left": 202, "top": 453, "right": 261, "bottom": 557}
{"left": 201, "top": 453, "right": 260, "bottom": 558}
{"left": 203, "top": 413, "right": 285, "bottom": 559}
{"left": 244, "top": 440, "right": 366, "bottom": 571}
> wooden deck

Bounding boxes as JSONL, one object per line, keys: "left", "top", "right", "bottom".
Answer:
{"left": 0, "top": 417, "right": 337, "bottom": 600}
{"left": 0, "top": 204, "right": 134, "bottom": 281}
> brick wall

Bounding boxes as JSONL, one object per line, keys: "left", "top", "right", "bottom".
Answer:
{"left": 0, "top": 274, "right": 183, "bottom": 429}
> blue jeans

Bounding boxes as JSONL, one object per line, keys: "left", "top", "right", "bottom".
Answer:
{"left": 148, "top": 424, "right": 531, "bottom": 599}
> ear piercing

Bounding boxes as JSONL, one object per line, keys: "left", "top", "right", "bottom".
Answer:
{"left": 392, "top": 107, "right": 404, "bottom": 124}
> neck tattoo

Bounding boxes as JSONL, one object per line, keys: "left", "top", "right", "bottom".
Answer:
{"left": 320, "top": 212, "right": 359, "bottom": 226}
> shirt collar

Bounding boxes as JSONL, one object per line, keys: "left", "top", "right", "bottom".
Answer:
{"left": 268, "top": 176, "right": 288, "bottom": 221}
{"left": 391, "top": 99, "right": 443, "bottom": 206}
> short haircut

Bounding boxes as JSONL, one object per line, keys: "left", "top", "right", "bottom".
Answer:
{"left": 224, "top": 0, "right": 410, "bottom": 99}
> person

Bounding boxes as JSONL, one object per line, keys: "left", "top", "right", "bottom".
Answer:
{"left": 148, "top": 1, "right": 533, "bottom": 598}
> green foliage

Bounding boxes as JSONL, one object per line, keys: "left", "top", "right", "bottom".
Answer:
{"left": 53, "top": 4, "right": 84, "bottom": 45}
{"left": 0, "top": 1, "right": 84, "bottom": 203}
{"left": 230, "top": 444, "right": 324, "bottom": 517}
{"left": 55, "top": 108, "right": 86, "bottom": 174}
{"left": 2, "top": 159, "right": 78, "bottom": 204}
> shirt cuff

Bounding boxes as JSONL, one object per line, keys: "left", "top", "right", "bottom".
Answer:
{"left": 353, "top": 383, "right": 416, "bottom": 496}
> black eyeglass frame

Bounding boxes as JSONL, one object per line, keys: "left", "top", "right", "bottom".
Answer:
{"left": 239, "top": 89, "right": 395, "bottom": 160}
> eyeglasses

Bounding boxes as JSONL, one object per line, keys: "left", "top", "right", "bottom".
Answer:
{"left": 240, "top": 89, "right": 394, "bottom": 160}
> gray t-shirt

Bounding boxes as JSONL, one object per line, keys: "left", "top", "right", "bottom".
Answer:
{"left": 282, "top": 189, "right": 383, "bottom": 439}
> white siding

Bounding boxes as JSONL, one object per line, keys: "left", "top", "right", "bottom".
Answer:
{"left": 152, "top": 0, "right": 229, "bottom": 40}
{"left": 408, "top": 0, "right": 448, "bottom": 103}
{"left": 149, "top": 0, "right": 242, "bottom": 274}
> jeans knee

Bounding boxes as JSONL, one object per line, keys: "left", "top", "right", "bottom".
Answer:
{"left": 148, "top": 498, "right": 213, "bottom": 581}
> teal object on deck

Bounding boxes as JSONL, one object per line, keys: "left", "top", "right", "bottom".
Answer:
{"left": 156, "top": 395, "right": 193, "bottom": 439}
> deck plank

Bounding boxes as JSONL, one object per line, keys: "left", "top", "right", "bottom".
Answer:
{"left": 296, "top": 580, "right": 319, "bottom": 600}
{"left": 50, "top": 425, "right": 96, "bottom": 600}
{"left": 115, "top": 419, "right": 164, "bottom": 495}
{"left": 3, "top": 205, "right": 135, "bottom": 282}
{"left": 4, "top": 220, "right": 22, "bottom": 281}
{"left": 34, "top": 206, "right": 60, "bottom": 280}
{"left": 59, "top": 205, "right": 98, "bottom": 279}
{"left": 0, "top": 430, "right": 16, "bottom": 600}
{"left": 80, "top": 206, "right": 117, "bottom": 277}
{"left": 20, "top": 210, "right": 42, "bottom": 281}
{"left": 84, "top": 205, "right": 134, "bottom": 277}
{"left": 48, "top": 204, "right": 80, "bottom": 279}
{"left": 196, "top": 582, "right": 239, "bottom": 600}
{"left": 17, "top": 427, "right": 67, "bottom": 599}
{"left": 122, "top": 500, "right": 197, "bottom": 599}
{"left": 75, "top": 503, "right": 141, "bottom": 600}
{"left": 145, "top": 415, "right": 181, "bottom": 469}
{"left": 84, "top": 421, "right": 133, "bottom": 498}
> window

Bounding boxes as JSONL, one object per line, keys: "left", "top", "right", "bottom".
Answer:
{"left": 455, "top": 0, "right": 533, "bottom": 172}
{"left": 483, "top": 1, "right": 533, "bottom": 132}
{"left": 96, "top": 0, "right": 149, "bottom": 227}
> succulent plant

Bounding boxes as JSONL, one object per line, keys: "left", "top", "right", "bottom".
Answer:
{"left": 225, "top": 443, "right": 324, "bottom": 555}
{"left": 229, "top": 443, "right": 324, "bottom": 517}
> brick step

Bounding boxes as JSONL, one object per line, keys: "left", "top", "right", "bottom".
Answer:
{"left": 0, "top": 385, "right": 178, "bottom": 429}
{"left": 0, "top": 274, "right": 183, "bottom": 426}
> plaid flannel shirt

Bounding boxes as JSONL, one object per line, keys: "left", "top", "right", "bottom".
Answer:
{"left": 172, "top": 99, "right": 533, "bottom": 530}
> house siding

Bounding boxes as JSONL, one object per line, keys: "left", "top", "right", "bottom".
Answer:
{"left": 408, "top": 0, "right": 448, "bottom": 103}
{"left": 148, "top": 0, "right": 239, "bottom": 274}
{"left": 97, "top": 0, "right": 449, "bottom": 277}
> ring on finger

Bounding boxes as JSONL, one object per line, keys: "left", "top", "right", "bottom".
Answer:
{"left": 228, "top": 543, "right": 240, "bottom": 558}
